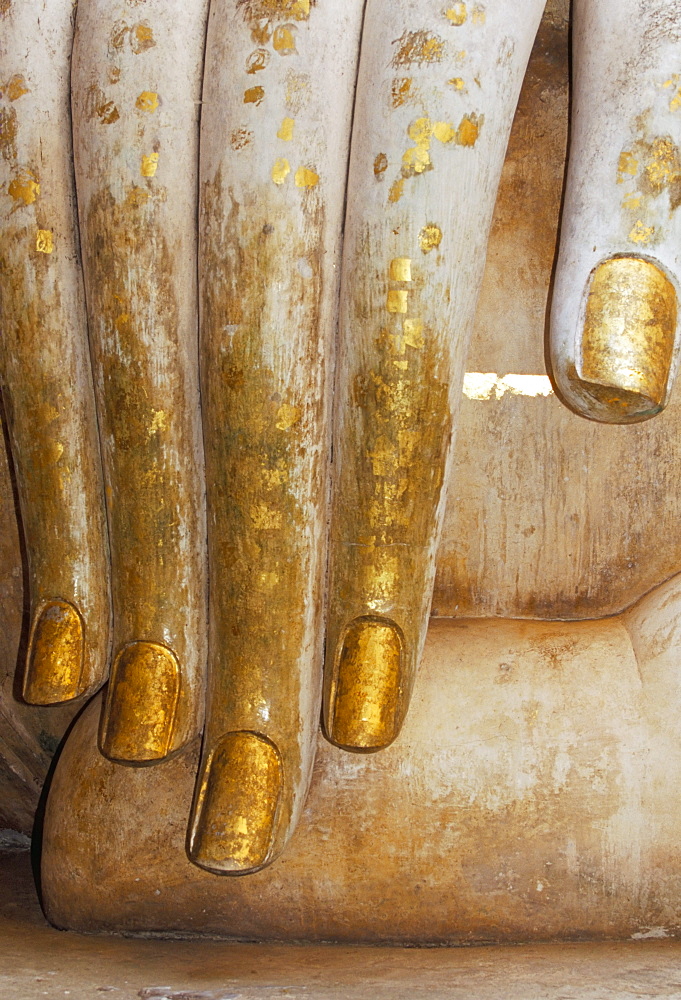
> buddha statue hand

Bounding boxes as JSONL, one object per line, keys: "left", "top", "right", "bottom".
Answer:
{"left": 1, "top": 0, "right": 680, "bottom": 879}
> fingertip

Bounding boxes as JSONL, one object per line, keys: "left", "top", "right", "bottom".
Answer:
{"left": 554, "top": 256, "right": 678, "bottom": 424}
{"left": 325, "top": 616, "right": 403, "bottom": 752}
{"left": 188, "top": 731, "right": 283, "bottom": 875}
{"left": 24, "top": 599, "right": 85, "bottom": 705}
{"left": 100, "top": 640, "right": 180, "bottom": 764}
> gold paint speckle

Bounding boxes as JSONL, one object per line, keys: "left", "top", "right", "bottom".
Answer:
{"left": 277, "top": 116, "right": 294, "bottom": 141}
{"left": 8, "top": 168, "right": 39, "bottom": 205}
{"left": 622, "top": 193, "right": 641, "bottom": 210}
{"left": 374, "top": 153, "right": 388, "bottom": 178}
{"left": 391, "top": 78, "right": 413, "bottom": 108}
{"left": 246, "top": 48, "right": 270, "bottom": 74}
{"left": 392, "top": 30, "right": 444, "bottom": 67}
{"left": 456, "top": 113, "right": 481, "bottom": 145}
{"left": 231, "top": 127, "right": 254, "bottom": 150}
{"left": 294, "top": 166, "right": 318, "bottom": 187}
{"left": 446, "top": 4, "right": 467, "bottom": 25}
{"left": 273, "top": 24, "right": 296, "bottom": 54}
{"left": 136, "top": 90, "right": 159, "bottom": 112}
{"left": 141, "top": 153, "right": 159, "bottom": 177}
{"left": 244, "top": 86, "right": 265, "bottom": 106}
{"left": 275, "top": 403, "right": 301, "bottom": 430}
{"left": 126, "top": 185, "right": 150, "bottom": 207}
{"left": 95, "top": 99, "right": 120, "bottom": 125}
{"left": 132, "top": 22, "right": 155, "bottom": 53}
{"left": 272, "top": 158, "right": 291, "bottom": 184}
{"left": 419, "top": 223, "right": 442, "bottom": 253}
{"left": 629, "top": 219, "right": 655, "bottom": 244}
{"left": 448, "top": 77, "right": 466, "bottom": 90}
{"left": 618, "top": 151, "right": 638, "bottom": 182}
{"left": 35, "top": 230, "right": 54, "bottom": 254}
{"left": 5, "top": 74, "right": 29, "bottom": 101}
{"left": 388, "top": 178, "right": 404, "bottom": 203}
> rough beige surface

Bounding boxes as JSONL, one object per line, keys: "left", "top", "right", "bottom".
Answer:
{"left": 40, "top": 576, "right": 681, "bottom": 942}
{"left": 4, "top": 849, "right": 681, "bottom": 1000}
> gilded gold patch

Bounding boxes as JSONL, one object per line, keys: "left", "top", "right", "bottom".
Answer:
{"left": 273, "top": 24, "right": 296, "bottom": 54}
{"left": 392, "top": 30, "right": 445, "bottom": 67}
{"left": 275, "top": 403, "right": 301, "bottom": 429}
{"left": 190, "top": 732, "right": 282, "bottom": 872}
{"left": 95, "top": 100, "right": 120, "bottom": 125}
{"left": 391, "top": 78, "right": 413, "bottom": 108}
{"left": 246, "top": 48, "right": 270, "bottom": 74}
{"left": 35, "top": 230, "right": 54, "bottom": 254}
{"left": 418, "top": 223, "right": 442, "bottom": 253}
{"left": 445, "top": 3, "right": 467, "bottom": 25}
{"left": 244, "top": 86, "right": 265, "bottom": 105}
{"left": 629, "top": 220, "right": 655, "bottom": 244}
{"left": 132, "top": 22, "right": 155, "bottom": 53}
{"left": 403, "top": 317, "right": 424, "bottom": 348}
{"left": 374, "top": 153, "right": 388, "bottom": 178}
{"left": 271, "top": 158, "right": 291, "bottom": 184}
{"left": 6, "top": 73, "right": 29, "bottom": 101}
{"left": 432, "top": 120, "right": 456, "bottom": 144}
{"left": 387, "top": 289, "right": 409, "bottom": 313}
{"left": 141, "top": 152, "right": 159, "bottom": 177}
{"left": 294, "top": 166, "right": 318, "bottom": 187}
{"left": 457, "top": 113, "right": 481, "bottom": 146}
{"left": 8, "top": 168, "right": 39, "bottom": 205}
{"left": 136, "top": 91, "right": 159, "bottom": 112}
{"left": 617, "top": 151, "right": 639, "bottom": 182}
{"left": 389, "top": 258, "right": 412, "bottom": 282}
{"left": 277, "top": 116, "right": 294, "bottom": 141}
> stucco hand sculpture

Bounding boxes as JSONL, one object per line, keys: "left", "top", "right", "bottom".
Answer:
{"left": 2, "top": 0, "right": 681, "bottom": 880}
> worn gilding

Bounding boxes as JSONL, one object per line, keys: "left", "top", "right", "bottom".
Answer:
{"left": 578, "top": 257, "right": 677, "bottom": 419}
{"left": 190, "top": 732, "right": 282, "bottom": 873}
{"left": 24, "top": 600, "right": 84, "bottom": 704}
{"left": 329, "top": 618, "right": 402, "bottom": 750}
{"left": 195, "top": 170, "right": 323, "bottom": 869}
{"left": 101, "top": 641, "right": 180, "bottom": 763}
{"left": 325, "top": 223, "right": 452, "bottom": 751}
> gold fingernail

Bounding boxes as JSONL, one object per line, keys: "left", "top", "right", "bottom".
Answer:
{"left": 101, "top": 641, "right": 180, "bottom": 763}
{"left": 189, "top": 732, "right": 282, "bottom": 873}
{"left": 24, "top": 599, "right": 84, "bottom": 704}
{"left": 329, "top": 617, "right": 402, "bottom": 751}
{"left": 579, "top": 257, "right": 677, "bottom": 418}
